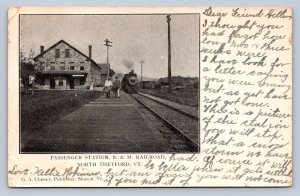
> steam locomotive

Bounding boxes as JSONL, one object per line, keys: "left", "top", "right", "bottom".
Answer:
{"left": 121, "top": 70, "right": 139, "bottom": 94}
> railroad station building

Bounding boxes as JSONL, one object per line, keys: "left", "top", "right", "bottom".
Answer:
{"left": 33, "top": 40, "right": 102, "bottom": 90}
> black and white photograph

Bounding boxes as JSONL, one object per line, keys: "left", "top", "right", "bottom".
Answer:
{"left": 19, "top": 14, "right": 200, "bottom": 153}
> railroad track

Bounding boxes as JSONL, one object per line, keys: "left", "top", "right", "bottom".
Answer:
{"left": 129, "top": 93, "right": 200, "bottom": 152}
{"left": 138, "top": 92, "right": 199, "bottom": 120}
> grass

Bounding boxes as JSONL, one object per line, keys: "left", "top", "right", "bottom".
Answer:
{"left": 21, "top": 90, "right": 102, "bottom": 146}
{"left": 140, "top": 88, "right": 199, "bottom": 107}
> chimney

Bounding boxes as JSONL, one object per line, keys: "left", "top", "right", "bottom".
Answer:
{"left": 89, "top": 45, "right": 92, "bottom": 58}
{"left": 40, "top": 45, "right": 44, "bottom": 54}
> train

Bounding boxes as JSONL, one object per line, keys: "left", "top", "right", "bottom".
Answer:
{"left": 121, "top": 70, "right": 139, "bottom": 94}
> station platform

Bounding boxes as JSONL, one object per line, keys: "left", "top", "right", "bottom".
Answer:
{"left": 31, "top": 91, "right": 172, "bottom": 152}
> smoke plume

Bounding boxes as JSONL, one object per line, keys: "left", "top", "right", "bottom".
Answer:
{"left": 122, "top": 59, "right": 135, "bottom": 70}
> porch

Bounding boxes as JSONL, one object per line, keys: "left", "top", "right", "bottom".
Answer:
{"left": 35, "top": 72, "right": 88, "bottom": 90}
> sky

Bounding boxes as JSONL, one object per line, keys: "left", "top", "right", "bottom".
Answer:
{"left": 20, "top": 14, "right": 199, "bottom": 79}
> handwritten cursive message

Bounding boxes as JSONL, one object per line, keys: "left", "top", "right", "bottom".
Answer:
{"left": 200, "top": 7, "right": 292, "bottom": 186}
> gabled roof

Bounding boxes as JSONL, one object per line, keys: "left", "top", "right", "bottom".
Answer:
{"left": 98, "top": 63, "right": 109, "bottom": 74}
{"left": 33, "top": 40, "right": 100, "bottom": 69}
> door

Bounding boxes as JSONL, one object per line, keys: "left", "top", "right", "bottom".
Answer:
{"left": 70, "top": 78, "right": 74, "bottom": 89}
{"left": 50, "top": 78, "right": 55, "bottom": 89}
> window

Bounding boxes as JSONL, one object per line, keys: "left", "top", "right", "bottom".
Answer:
{"left": 70, "top": 62, "right": 75, "bottom": 70}
{"left": 80, "top": 78, "right": 85, "bottom": 85}
{"left": 50, "top": 62, "right": 55, "bottom": 70}
{"left": 60, "top": 62, "right": 65, "bottom": 70}
{"left": 80, "top": 62, "right": 85, "bottom": 71}
{"left": 40, "top": 62, "right": 45, "bottom": 71}
{"left": 55, "top": 49, "right": 60, "bottom": 58}
{"left": 65, "top": 49, "right": 70, "bottom": 58}
{"left": 59, "top": 78, "right": 63, "bottom": 86}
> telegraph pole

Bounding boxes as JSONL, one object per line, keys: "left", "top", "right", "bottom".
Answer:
{"left": 140, "top": 60, "right": 144, "bottom": 82}
{"left": 104, "top": 39, "right": 112, "bottom": 79}
{"left": 167, "top": 15, "right": 172, "bottom": 94}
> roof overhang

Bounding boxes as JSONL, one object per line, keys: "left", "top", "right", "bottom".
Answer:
{"left": 37, "top": 70, "right": 88, "bottom": 75}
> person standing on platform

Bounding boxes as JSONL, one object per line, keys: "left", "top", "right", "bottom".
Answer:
{"left": 113, "top": 76, "right": 121, "bottom": 98}
{"left": 104, "top": 77, "right": 112, "bottom": 98}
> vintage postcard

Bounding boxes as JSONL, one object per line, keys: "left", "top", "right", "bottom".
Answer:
{"left": 8, "top": 7, "right": 292, "bottom": 187}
